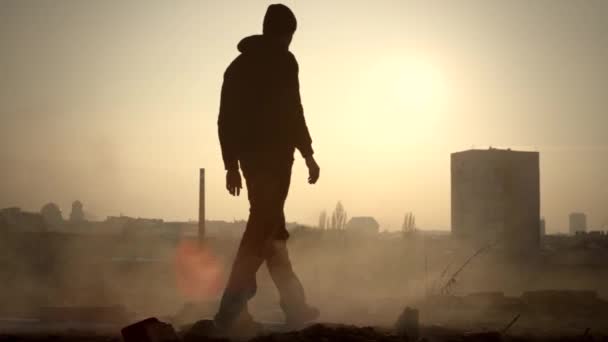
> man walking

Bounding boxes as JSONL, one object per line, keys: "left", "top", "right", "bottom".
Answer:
{"left": 215, "top": 3, "right": 320, "bottom": 333}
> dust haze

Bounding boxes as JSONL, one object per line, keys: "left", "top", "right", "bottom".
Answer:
{"left": 1, "top": 0, "right": 608, "bottom": 341}
{"left": 2, "top": 203, "right": 608, "bottom": 337}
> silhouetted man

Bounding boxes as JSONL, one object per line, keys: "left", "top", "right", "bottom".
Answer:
{"left": 215, "top": 4, "right": 320, "bottom": 333}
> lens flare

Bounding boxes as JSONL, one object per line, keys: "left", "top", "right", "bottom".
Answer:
{"left": 174, "top": 239, "right": 223, "bottom": 300}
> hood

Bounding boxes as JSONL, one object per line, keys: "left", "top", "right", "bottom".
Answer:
{"left": 237, "top": 35, "right": 284, "bottom": 54}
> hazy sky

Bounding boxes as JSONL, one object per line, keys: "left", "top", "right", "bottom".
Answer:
{"left": 1, "top": 0, "right": 607, "bottom": 232}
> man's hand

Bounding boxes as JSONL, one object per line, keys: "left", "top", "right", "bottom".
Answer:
{"left": 226, "top": 169, "right": 242, "bottom": 196}
{"left": 305, "top": 155, "right": 320, "bottom": 184}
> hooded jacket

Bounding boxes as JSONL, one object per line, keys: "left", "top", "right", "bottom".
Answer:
{"left": 218, "top": 35, "right": 313, "bottom": 171}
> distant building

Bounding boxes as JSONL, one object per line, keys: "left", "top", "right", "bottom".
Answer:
{"left": 346, "top": 216, "right": 380, "bottom": 235}
{"left": 41, "top": 203, "right": 64, "bottom": 227}
{"left": 69, "top": 200, "right": 85, "bottom": 223}
{"left": 451, "top": 148, "right": 541, "bottom": 251}
{"left": 569, "top": 212, "right": 587, "bottom": 235}
{"left": 1, "top": 207, "right": 47, "bottom": 232}
{"left": 205, "top": 220, "right": 247, "bottom": 239}
{"left": 540, "top": 217, "right": 546, "bottom": 236}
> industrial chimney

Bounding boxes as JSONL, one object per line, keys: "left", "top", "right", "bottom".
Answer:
{"left": 199, "top": 168, "right": 205, "bottom": 241}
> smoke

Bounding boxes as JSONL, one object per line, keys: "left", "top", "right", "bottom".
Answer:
{"left": 2, "top": 224, "right": 608, "bottom": 336}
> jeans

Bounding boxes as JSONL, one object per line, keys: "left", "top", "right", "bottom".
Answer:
{"left": 215, "top": 160, "right": 307, "bottom": 326}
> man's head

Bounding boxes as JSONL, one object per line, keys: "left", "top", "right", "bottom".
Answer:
{"left": 263, "top": 4, "right": 296, "bottom": 49}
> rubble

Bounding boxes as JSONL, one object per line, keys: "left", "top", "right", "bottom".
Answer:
{"left": 122, "top": 317, "right": 179, "bottom": 342}
{"left": 463, "top": 331, "right": 501, "bottom": 342}
{"left": 181, "top": 320, "right": 230, "bottom": 342}
{"left": 251, "top": 323, "right": 403, "bottom": 342}
{"left": 394, "top": 307, "right": 419, "bottom": 340}
{"left": 1, "top": 321, "right": 608, "bottom": 342}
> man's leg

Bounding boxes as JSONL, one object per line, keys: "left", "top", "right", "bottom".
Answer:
{"left": 214, "top": 241, "right": 264, "bottom": 328}
{"left": 264, "top": 162, "right": 319, "bottom": 325}
{"left": 214, "top": 162, "right": 287, "bottom": 328}
{"left": 265, "top": 240, "right": 307, "bottom": 314}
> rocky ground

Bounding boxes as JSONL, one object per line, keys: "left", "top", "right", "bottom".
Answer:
{"left": 0, "top": 323, "right": 605, "bottom": 342}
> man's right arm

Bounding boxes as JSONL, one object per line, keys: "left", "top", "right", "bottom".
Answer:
{"left": 286, "top": 54, "right": 319, "bottom": 184}
{"left": 287, "top": 54, "right": 314, "bottom": 160}
{"left": 218, "top": 64, "right": 244, "bottom": 196}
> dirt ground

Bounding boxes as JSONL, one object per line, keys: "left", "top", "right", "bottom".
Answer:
{"left": 1, "top": 323, "right": 606, "bottom": 342}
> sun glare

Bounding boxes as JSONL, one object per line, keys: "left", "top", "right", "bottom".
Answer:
{"left": 393, "top": 60, "right": 447, "bottom": 114}
{"left": 358, "top": 56, "right": 449, "bottom": 143}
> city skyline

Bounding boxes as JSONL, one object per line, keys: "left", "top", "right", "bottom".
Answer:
{"left": 1, "top": 0, "right": 607, "bottom": 232}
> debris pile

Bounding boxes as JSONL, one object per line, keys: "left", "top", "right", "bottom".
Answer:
{"left": 251, "top": 323, "right": 404, "bottom": 342}
{"left": 122, "top": 317, "right": 179, "bottom": 342}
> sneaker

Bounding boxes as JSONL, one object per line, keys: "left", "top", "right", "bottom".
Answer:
{"left": 285, "top": 305, "right": 320, "bottom": 328}
{"left": 182, "top": 319, "right": 218, "bottom": 341}
{"left": 228, "top": 315, "right": 264, "bottom": 339}
{"left": 184, "top": 316, "right": 263, "bottom": 341}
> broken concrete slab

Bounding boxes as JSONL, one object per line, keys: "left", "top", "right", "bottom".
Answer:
{"left": 463, "top": 331, "right": 501, "bottom": 342}
{"left": 121, "top": 317, "right": 179, "bottom": 342}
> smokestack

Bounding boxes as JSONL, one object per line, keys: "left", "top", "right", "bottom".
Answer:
{"left": 199, "top": 168, "right": 205, "bottom": 241}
